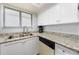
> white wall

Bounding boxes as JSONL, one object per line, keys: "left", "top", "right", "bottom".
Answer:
{"left": 31, "top": 14, "right": 38, "bottom": 31}
{"left": 0, "top": 5, "right": 1, "bottom": 28}
{"left": 0, "top": 28, "right": 23, "bottom": 33}
{"left": 44, "top": 23, "right": 79, "bottom": 35}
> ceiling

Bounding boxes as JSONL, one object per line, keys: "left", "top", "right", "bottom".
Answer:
{"left": 6, "top": 3, "right": 56, "bottom": 14}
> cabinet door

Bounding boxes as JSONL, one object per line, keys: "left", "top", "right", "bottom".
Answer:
{"left": 22, "top": 37, "right": 39, "bottom": 55}
{"left": 21, "top": 13, "right": 31, "bottom": 27}
{"left": 0, "top": 45, "right": 1, "bottom": 55}
{"left": 5, "top": 8, "right": 20, "bottom": 27}
{"left": 55, "top": 43, "right": 79, "bottom": 55}
{"left": 58, "top": 3, "right": 78, "bottom": 24}
{"left": 38, "top": 5, "right": 59, "bottom": 26}
{"left": 38, "top": 3, "right": 78, "bottom": 26}
{"left": 0, "top": 37, "right": 39, "bottom": 55}
{"left": 39, "top": 41, "right": 54, "bottom": 55}
{"left": 0, "top": 40, "right": 24, "bottom": 55}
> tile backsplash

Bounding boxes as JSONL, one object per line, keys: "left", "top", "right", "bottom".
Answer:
{"left": 44, "top": 23, "right": 79, "bottom": 35}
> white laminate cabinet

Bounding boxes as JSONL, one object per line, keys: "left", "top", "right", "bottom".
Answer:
{"left": 55, "top": 43, "right": 79, "bottom": 55}
{"left": 38, "top": 3, "right": 78, "bottom": 26}
{"left": 57, "top": 3, "right": 78, "bottom": 24}
{"left": 39, "top": 41, "right": 54, "bottom": 55}
{"left": 38, "top": 5, "right": 58, "bottom": 26}
{"left": 21, "top": 13, "right": 31, "bottom": 27}
{"left": 5, "top": 8, "right": 20, "bottom": 27}
{"left": 0, "top": 37, "right": 39, "bottom": 55}
{"left": 22, "top": 37, "right": 39, "bottom": 55}
{"left": 0, "top": 40, "right": 24, "bottom": 55}
{"left": 0, "top": 45, "right": 1, "bottom": 55}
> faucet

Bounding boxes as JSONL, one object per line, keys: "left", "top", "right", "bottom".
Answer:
{"left": 23, "top": 26, "right": 28, "bottom": 34}
{"left": 19, "top": 27, "right": 33, "bottom": 37}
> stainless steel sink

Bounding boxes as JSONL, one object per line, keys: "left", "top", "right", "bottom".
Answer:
{"left": 7, "top": 33, "right": 33, "bottom": 39}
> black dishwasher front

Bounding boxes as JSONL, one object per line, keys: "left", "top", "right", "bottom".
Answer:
{"left": 39, "top": 37, "right": 55, "bottom": 49}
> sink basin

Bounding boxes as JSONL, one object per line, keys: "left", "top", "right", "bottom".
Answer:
{"left": 7, "top": 33, "right": 33, "bottom": 39}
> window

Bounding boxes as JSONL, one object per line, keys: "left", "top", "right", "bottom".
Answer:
{"left": 4, "top": 7, "right": 31, "bottom": 27}
{"left": 4, "top": 8, "right": 20, "bottom": 27}
{"left": 21, "top": 12, "right": 31, "bottom": 27}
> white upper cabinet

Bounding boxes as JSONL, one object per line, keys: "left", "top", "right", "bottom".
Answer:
{"left": 21, "top": 13, "right": 31, "bottom": 27}
{"left": 57, "top": 3, "right": 78, "bottom": 24}
{"left": 5, "top": 8, "right": 20, "bottom": 27}
{"left": 38, "top": 3, "right": 78, "bottom": 26}
{"left": 38, "top": 5, "right": 59, "bottom": 25}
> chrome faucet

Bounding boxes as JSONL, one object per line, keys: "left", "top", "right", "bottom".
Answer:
{"left": 23, "top": 27, "right": 28, "bottom": 34}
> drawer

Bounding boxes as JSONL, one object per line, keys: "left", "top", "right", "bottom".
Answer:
{"left": 39, "top": 41, "right": 55, "bottom": 55}
{"left": 55, "top": 43, "right": 79, "bottom": 55}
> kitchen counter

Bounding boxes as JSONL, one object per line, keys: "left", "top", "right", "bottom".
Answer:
{"left": 0, "top": 33, "right": 37, "bottom": 44}
{"left": 34, "top": 32, "right": 79, "bottom": 52}
{"left": 0, "top": 32, "right": 79, "bottom": 52}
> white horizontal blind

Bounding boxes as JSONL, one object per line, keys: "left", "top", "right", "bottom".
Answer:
{"left": 5, "top": 8, "right": 20, "bottom": 27}
{"left": 21, "top": 13, "right": 31, "bottom": 27}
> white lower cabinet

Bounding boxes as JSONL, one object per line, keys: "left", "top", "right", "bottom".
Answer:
{"left": 1, "top": 40, "right": 24, "bottom": 55}
{"left": 55, "top": 43, "right": 79, "bottom": 55}
{"left": 39, "top": 41, "right": 55, "bottom": 55}
{"left": 0, "top": 37, "right": 39, "bottom": 55}
{"left": 22, "top": 37, "right": 39, "bottom": 55}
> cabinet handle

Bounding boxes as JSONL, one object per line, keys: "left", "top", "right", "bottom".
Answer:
{"left": 4, "top": 40, "right": 27, "bottom": 46}
{"left": 4, "top": 38, "right": 33, "bottom": 46}
{"left": 4, "top": 42, "right": 20, "bottom": 46}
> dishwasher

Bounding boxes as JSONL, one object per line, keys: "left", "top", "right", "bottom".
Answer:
{"left": 39, "top": 37, "right": 55, "bottom": 55}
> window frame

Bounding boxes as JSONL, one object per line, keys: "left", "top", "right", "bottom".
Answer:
{"left": 3, "top": 6, "right": 32, "bottom": 28}
{"left": 21, "top": 12, "right": 32, "bottom": 27}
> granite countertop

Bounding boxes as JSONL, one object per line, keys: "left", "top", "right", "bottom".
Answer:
{"left": 34, "top": 32, "right": 79, "bottom": 52}
{"left": 0, "top": 32, "right": 79, "bottom": 52}
{"left": 0, "top": 33, "right": 37, "bottom": 44}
